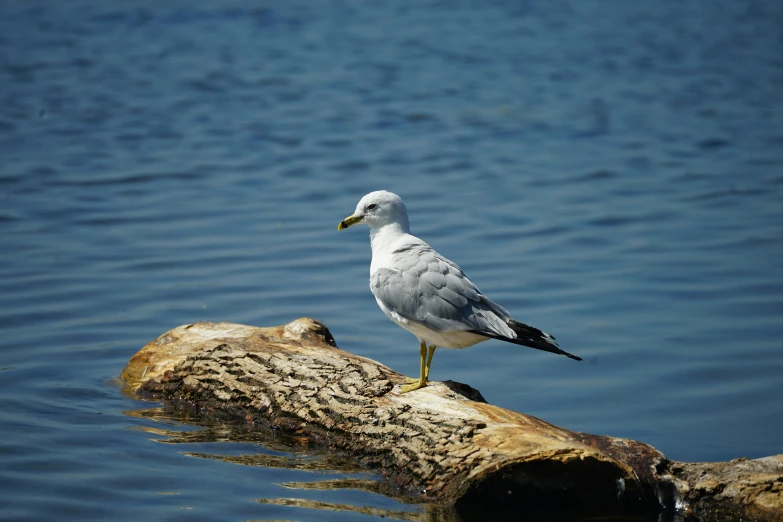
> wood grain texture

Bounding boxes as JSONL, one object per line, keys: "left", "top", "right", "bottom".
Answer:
{"left": 122, "top": 318, "right": 782, "bottom": 521}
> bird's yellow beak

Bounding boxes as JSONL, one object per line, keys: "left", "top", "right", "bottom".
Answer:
{"left": 337, "top": 214, "right": 362, "bottom": 230}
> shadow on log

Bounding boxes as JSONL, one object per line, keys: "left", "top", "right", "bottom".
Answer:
{"left": 121, "top": 319, "right": 783, "bottom": 521}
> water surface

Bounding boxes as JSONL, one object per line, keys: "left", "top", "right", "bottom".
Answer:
{"left": 1, "top": 1, "right": 782, "bottom": 520}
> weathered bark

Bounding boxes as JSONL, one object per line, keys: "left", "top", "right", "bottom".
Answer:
{"left": 122, "top": 318, "right": 783, "bottom": 521}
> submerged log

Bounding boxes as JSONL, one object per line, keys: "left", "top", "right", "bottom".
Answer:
{"left": 122, "top": 318, "right": 783, "bottom": 521}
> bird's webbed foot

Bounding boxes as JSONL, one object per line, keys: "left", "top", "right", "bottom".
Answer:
{"left": 400, "top": 378, "right": 427, "bottom": 394}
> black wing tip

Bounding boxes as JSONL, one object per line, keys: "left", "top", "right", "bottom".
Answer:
{"left": 504, "top": 319, "right": 583, "bottom": 360}
{"left": 470, "top": 327, "right": 582, "bottom": 361}
{"left": 534, "top": 341, "right": 583, "bottom": 362}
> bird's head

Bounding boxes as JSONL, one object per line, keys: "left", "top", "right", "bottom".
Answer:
{"left": 338, "top": 190, "right": 409, "bottom": 232}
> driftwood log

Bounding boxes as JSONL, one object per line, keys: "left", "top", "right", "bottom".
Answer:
{"left": 121, "top": 318, "right": 783, "bottom": 521}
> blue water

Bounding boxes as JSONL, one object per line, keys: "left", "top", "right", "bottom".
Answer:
{"left": 1, "top": 1, "right": 782, "bottom": 520}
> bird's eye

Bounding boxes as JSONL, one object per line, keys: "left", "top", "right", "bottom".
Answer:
{"left": 367, "top": 204, "right": 377, "bottom": 210}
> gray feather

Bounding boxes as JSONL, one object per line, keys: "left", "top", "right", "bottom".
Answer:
{"left": 370, "top": 242, "right": 514, "bottom": 338}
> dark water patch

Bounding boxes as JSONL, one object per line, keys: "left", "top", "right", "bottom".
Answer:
{"left": 318, "top": 138, "right": 352, "bottom": 149}
{"left": 697, "top": 137, "right": 732, "bottom": 150}
{"left": 329, "top": 160, "right": 371, "bottom": 173}
{"left": 0, "top": 119, "right": 17, "bottom": 132}
{"left": 588, "top": 212, "right": 669, "bottom": 228}
{"left": 569, "top": 169, "right": 618, "bottom": 183}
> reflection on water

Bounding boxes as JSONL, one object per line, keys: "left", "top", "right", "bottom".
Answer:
{"left": 280, "top": 478, "right": 403, "bottom": 495}
{"left": 125, "top": 405, "right": 366, "bottom": 472}
{"left": 125, "top": 402, "right": 428, "bottom": 520}
{"left": 184, "top": 452, "right": 365, "bottom": 474}
{"left": 254, "top": 498, "right": 432, "bottom": 522}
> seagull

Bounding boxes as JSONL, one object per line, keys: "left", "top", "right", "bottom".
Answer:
{"left": 338, "top": 190, "right": 581, "bottom": 393}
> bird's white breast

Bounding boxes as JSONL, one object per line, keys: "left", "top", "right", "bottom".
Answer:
{"left": 369, "top": 226, "right": 412, "bottom": 276}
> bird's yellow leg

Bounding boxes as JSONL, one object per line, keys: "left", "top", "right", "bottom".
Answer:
{"left": 404, "top": 342, "right": 427, "bottom": 384}
{"left": 424, "top": 345, "right": 436, "bottom": 381}
{"left": 401, "top": 342, "right": 427, "bottom": 393}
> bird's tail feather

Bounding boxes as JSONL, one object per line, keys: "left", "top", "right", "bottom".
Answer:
{"left": 471, "top": 319, "right": 582, "bottom": 361}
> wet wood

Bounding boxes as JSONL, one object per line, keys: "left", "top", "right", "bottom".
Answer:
{"left": 122, "top": 318, "right": 783, "bottom": 521}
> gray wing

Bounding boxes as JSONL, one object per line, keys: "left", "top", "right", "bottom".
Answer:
{"left": 370, "top": 243, "right": 514, "bottom": 337}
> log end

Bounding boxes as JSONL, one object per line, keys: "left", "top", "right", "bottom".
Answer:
{"left": 121, "top": 318, "right": 336, "bottom": 391}
{"left": 455, "top": 451, "right": 649, "bottom": 517}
